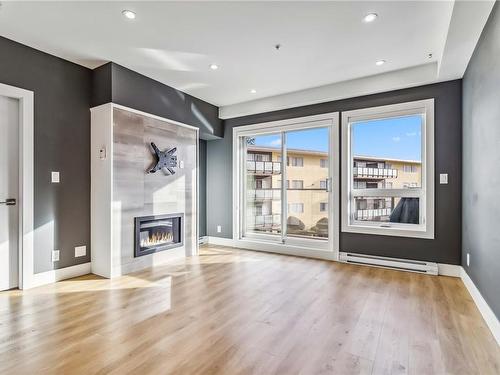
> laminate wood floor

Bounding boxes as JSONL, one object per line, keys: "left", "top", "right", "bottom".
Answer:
{"left": 1, "top": 245, "right": 499, "bottom": 375}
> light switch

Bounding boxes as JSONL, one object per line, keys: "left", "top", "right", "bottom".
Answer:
{"left": 51, "top": 171, "right": 60, "bottom": 183}
{"left": 439, "top": 173, "right": 448, "bottom": 184}
{"left": 179, "top": 160, "right": 184, "bottom": 169}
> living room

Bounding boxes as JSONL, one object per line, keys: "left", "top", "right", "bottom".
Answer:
{"left": 0, "top": 1, "right": 498, "bottom": 373}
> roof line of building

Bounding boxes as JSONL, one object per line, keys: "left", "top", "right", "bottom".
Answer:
{"left": 247, "top": 146, "right": 421, "bottom": 164}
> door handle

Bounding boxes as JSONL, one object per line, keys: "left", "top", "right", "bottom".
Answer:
{"left": 325, "top": 178, "right": 332, "bottom": 192}
{"left": 0, "top": 199, "right": 16, "bottom": 206}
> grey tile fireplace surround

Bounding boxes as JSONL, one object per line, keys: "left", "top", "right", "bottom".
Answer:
{"left": 91, "top": 105, "right": 198, "bottom": 278}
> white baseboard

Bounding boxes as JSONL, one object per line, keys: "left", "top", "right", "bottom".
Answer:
{"left": 207, "top": 236, "right": 236, "bottom": 247}
{"left": 460, "top": 267, "right": 500, "bottom": 346}
{"left": 31, "top": 262, "right": 91, "bottom": 288}
{"left": 437, "top": 263, "right": 462, "bottom": 277}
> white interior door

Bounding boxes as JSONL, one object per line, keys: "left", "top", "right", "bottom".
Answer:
{"left": 0, "top": 95, "right": 19, "bottom": 290}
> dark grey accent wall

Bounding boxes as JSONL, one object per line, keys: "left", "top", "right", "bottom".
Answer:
{"left": 208, "top": 80, "right": 462, "bottom": 264}
{"left": 92, "top": 63, "right": 223, "bottom": 140}
{"left": 91, "top": 62, "right": 112, "bottom": 108}
{"left": 199, "top": 139, "right": 207, "bottom": 237}
{"left": 0, "top": 36, "right": 91, "bottom": 273}
{"left": 462, "top": 3, "right": 500, "bottom": 319}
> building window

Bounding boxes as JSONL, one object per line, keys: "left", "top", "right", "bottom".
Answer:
{"left": 341, "top": 99, "right": 434, "bottom": 239}
{"left": 287, "top": 156, "right": 304, "bottom": 167}
{"left": 319, "top": 180, "right": 327, "bottom": 189}
{"left": 320, "top": 202, "right": 328, "bottom": 212}
{"left": 320, "top": 158, "right": 328, "bottom": 168}
{"left": 403, "top": 165, "right": 418, "bottom": 173}
{"left": 290, "top": 180, "right": 303, "bottom": 189}
{"left": 288, "top": 203, "right": 304, "bottom": 213}
{"left": 248, "top": 153, "right": 271, "bottom": 162}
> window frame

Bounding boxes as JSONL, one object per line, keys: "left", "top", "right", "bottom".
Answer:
{"left": 341, "top": 99, "right": 435, "bottom": 239}
{"left": 232, "top": 112, "right": 340, "bottom": 258}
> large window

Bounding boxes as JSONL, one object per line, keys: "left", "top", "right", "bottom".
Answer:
{"left": 341, "top": 99, "right": 434, "bottom": 238}
{"left": 234, "top": 114, "right": 339, "bottom": 254}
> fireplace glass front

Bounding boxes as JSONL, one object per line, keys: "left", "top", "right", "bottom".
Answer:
{"left": 134, "top": 214, "right": 183, "bottom": 257}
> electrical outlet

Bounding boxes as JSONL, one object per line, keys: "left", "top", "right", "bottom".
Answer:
{"left": 52, "top": 250, "right": 60, "bottom": 262}
{"left": 216, "top": 225, "right": 222, "bottom": 233}
{"left": 51, "top": 171, "right": 60, "bottom": 183}
{"left": 75, "top": 245, "right": 86, "bottom": 257}
{"left": 439, "top": 173, "right": 448, "bottom": 184}
{"left": 467, "top": 253, "right": 470, "bottom": 267}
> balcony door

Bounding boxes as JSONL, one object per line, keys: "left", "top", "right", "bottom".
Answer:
{"left": 234, "top": 114, "right": 339, "bottom": 255}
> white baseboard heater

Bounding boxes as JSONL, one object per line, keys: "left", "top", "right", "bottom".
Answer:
{"left": 339, "top": 252, "right": 438, "bottom": 275}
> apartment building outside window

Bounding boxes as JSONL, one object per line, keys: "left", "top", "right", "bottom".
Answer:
{"left": 287, "top": 156, "right": 304, "bottom": 167}
{"left": 403, "top": 165, "right": 418, "bottom": 173}
{"left": 342, "top": 99, "right": 434, "bottom": 239}
{"left": 290, "top": 180, "right": 304, "bottom": 189}
{"left": 247, "top": 152, "right": 271, "bottom": 162}
{"left": 288, "top": 203, "right": 304, "bottom": 213}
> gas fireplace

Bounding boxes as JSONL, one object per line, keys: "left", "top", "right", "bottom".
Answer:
{"left": 134, "top": 213, "right": 183, "bottom": 257}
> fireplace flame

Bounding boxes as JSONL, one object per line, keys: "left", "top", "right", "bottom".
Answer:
{"left": 141, "top": 231, "right": 174, "bottom": 247}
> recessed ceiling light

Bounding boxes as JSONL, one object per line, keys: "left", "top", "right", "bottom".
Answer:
{"left": 209, "top": 64, "right": 219, "bottom": 70}
{"left": 375, "top": 60, "right": 386, "bottom": 66}
{"left": 122, "top": 10, "right": 136, "bottom": 19}
{"left": 250, "top": 89, "right": 257, "bottom": 94}
{"left": 363, "top": 13, "right": 378, "bottom": 23}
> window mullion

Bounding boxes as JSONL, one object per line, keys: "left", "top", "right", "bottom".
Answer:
{"left": 281, "top": 132, "right": 287, "bottom": 244}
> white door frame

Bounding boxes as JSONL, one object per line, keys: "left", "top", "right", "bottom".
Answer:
{"left": 0, "top": 83, "right": 34, "bottom": 289}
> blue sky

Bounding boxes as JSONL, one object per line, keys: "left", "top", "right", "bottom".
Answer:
{"left": 252, "top": 115, "right": 422, "bottom": 161}
{"left": 253, "top": 128, "right": 329, "bottom": 152}
{"left": 353, "top": 115, "right": 422, "bottom": 161}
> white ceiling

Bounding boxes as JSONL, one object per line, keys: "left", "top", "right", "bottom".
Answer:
{"left": 0, "top": 1, "right": 494, "bottom": 114}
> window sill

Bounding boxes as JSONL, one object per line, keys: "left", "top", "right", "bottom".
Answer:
{"left": 341, "top": 223, "right": 434, "bottom": 239}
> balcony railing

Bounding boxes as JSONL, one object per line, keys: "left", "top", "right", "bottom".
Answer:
{"left": 248, "top": 189, "right": 281, "bottom": 201}
{"left": 355, "top": 208, "right": 392, "bottom": 220}
{"left": 353, "top": 167, "right": 398, "bottom": 179}
{"left": 247, "top": 214, "right": 281, "bottom": 228}
{"left": 247, "top": 160, "right": 281, "bottom": 175}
